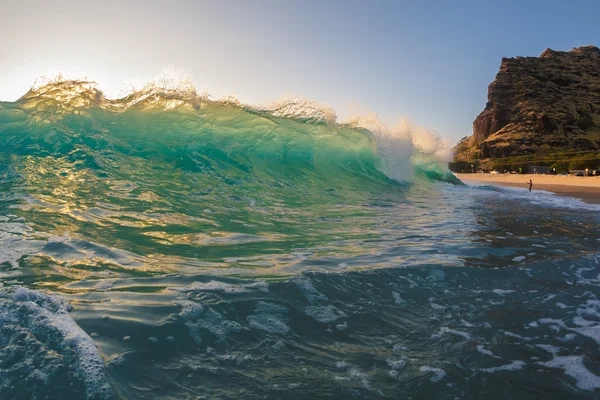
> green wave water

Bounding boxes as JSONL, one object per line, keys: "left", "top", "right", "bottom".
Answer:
{"left": 1, "top": 78, "right": 600, "bottom": 399}
{"left": 0, "top": 79, "right": 459, "bottom": 278}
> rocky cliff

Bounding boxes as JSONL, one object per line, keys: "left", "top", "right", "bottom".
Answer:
{"left": 454, "top": 45, "right": 600, "bottom": 162}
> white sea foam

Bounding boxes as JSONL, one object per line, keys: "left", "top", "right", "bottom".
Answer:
{"left": 247, "top": 280, "right": 270, "bottom": 293}
{"left": 420, "top": 366, "right": 447, "bottom": 382}
{"left": 194, "top": 308, "right": 244, "bottom": 337}
{"left": 0, "top": 288, "right": 113, "bottom": 399}
{"left": 336, "top": 361, "right": 348, "bottom": 370}
{"left": 393, "top": 344, "right": 408, "bottom": 352}
{"left": 386, "top": 359, "right": 406, "bottom": 370}
{"left": 538, "top": 356, "right": 600, "bottom": 391}
{"left": 476, "top": 345, "right": 500, "bottom": 358}
{"left": 431, "top": 327, "right": 472, "bottom": 340}
{"left": 184, "top": 307, "right": 243, "bottom": 346}
{"left": 176, "top": 300, "right": 204, "bottom": 318}
{"left": 500, "top": 330, "right": 533, "bottom": 341}
{"left": 480, "top": 360, "right": 526, "bottom": 373}
{"left": 347, "top": 114, "right": 414, "bottom": 183}
{"left": 176, "top": 300, "right": 205, "bottom": 344}
{"left": 304, "top": 305, "right": 346, "bottom": 323}
{"left": 542, "top": 294, "right": 557, "bottom": 303}
{"left": 536, "top": 344, "right": 561, "bottom": 354}
{"left": 336, "top": 322, "right": 348, "bottom": 331}
{"left": 293, "top": 276, "right": 328, "bottom": 303}
{"left": 573, "top": 323, "right": 600, "bottom": 345}
{"left": 247, "top": 301, "right": 290, "bottom": 335}
{"left": 469, "top": 183, "right": 600, "bottom": 212}
{"left": 392, "top": 291, "right": 404, "bottom": 304}
{"left": 427, "top": 269, "right": 446, "bottom": 281}
{"left": 343, "top": 114, "right": 452, "bottom": 183}
{"left": 169, "top": 279, "right": 268, "bottom": 294}
{"left": 536, "top": 316, "right": 600, "bottom": 344}
{"left": 492, "top": 289, "right": 516, "bottom": 295}
{"left": 348, "top": 367, "right": 371, "bottom": 389}
{"left": 573, "top": 267, "right": 600, "bottom": 287}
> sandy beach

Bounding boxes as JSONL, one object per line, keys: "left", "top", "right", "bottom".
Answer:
{"left": 454, "top": 173, "right": 600, "bottom": 205}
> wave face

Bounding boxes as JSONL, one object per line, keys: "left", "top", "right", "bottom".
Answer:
{"left": 0, "top": 78, "right": 461, "bottom": 276}
{"left": 1, "top": 77, "right": 600, "bottom": 399}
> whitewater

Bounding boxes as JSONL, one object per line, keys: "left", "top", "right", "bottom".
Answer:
{"left": 0, "top": 76, "right": 599, "bottom": 399}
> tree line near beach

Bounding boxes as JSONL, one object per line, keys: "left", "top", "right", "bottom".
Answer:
{"left": 449, "top": 149, "right": 600, "bottom": 174}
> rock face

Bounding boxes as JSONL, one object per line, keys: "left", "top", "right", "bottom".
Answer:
{"left": 454, "top": 46, "right": 600, "bottom": 161}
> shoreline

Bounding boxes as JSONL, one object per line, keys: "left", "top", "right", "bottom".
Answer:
{"left": 454, "top": 173, "right": 600, "bottom": 205}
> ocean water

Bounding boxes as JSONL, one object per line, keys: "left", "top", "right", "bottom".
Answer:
{"left": 1, "top": 78, "right": 599, "bottom": 399}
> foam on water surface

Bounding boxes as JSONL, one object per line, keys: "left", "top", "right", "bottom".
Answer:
{"left": 538, "top": 356, "right": 600, "bottom": 391}
{"left": 480, "top": 360, "right": 526, "bottom": 373}
{"left": 0, "top": 288, "right": 113, "bottom": 399}
{"left": 419, "top": 366, "right": 447, "bottom": 382}
{"left": 247, "top": 301, "right": 290, "bottom": 334}
{"left": 469, "top": 183, "right": 600, "bottom": 212}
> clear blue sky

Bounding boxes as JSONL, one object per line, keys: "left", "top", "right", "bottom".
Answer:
{"left": 1, "top": 0, "right": 599, "bottom": 143}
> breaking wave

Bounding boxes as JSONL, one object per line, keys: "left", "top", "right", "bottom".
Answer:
{"left": 7, "top": 73, "right": 456, "bottom": 185}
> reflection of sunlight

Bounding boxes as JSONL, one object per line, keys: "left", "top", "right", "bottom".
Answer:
{"left": 141, "top": 231, "right": 288, "bottom": 246}
{"left": 12, "top": 150, "right": 477, "bottom": 278}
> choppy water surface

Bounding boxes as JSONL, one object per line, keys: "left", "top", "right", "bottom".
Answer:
{"left": 1, "top": 79, "right": 599, "bottom": 399}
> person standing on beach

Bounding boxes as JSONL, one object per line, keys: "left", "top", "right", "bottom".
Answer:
{"left": 528, "top": 179, "right": 532, "bottom": 191}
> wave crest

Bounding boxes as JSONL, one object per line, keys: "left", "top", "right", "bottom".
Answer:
{"left": 19, "top": 76, "right": 104, "bottom": 112}
{"left": 250, "top": 97, "right": 337, "bottom": 125}
{"left": 119, "top": 71, "right": 205, "bottom": 111}
{"left": 8, "top": 72, "right": 456, "bottom": 184}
